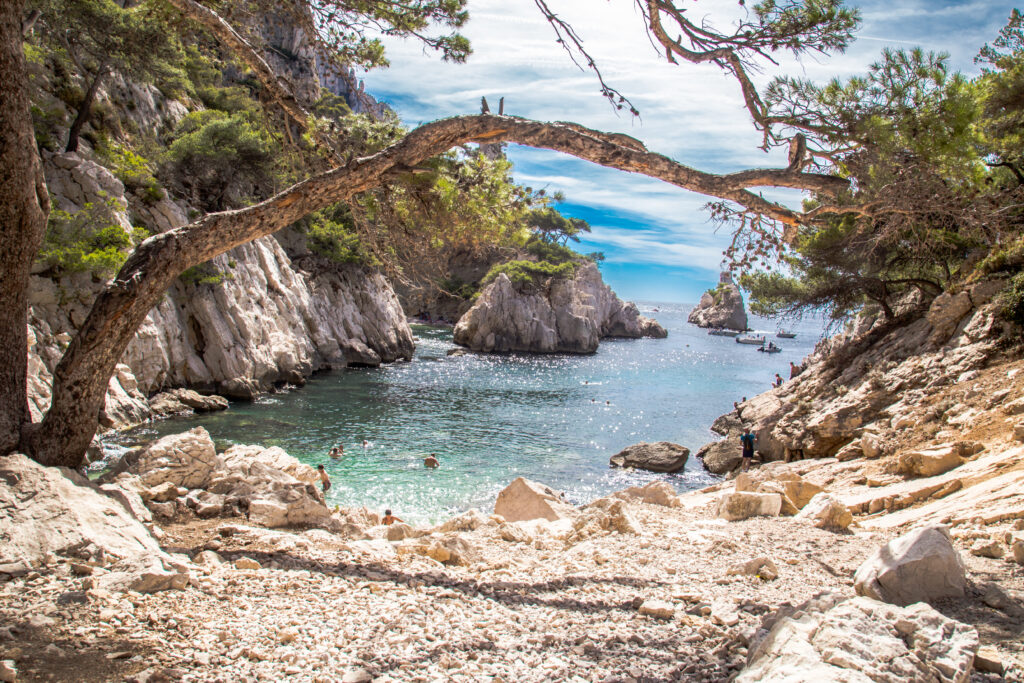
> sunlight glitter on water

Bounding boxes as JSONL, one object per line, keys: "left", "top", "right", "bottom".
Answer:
{"left": 111, "top": 304, "right": 826, "bottom": 525}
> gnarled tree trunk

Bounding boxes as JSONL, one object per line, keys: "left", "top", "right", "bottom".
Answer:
{"left": 0, "top": 0, "right": 49, "bottom": 455}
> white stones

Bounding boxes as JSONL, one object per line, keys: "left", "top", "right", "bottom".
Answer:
{"left": 734, "top": 470, "right": 823, "bottom": 516}
{"left": 1012, "top": 539, "right": 1024, "bottom": 565}
{"left": 128, "top": 427, "right": 218, "bottom": 489}
{"left": 716, "top": 492, "right": 782, "bottom": 522}
{"left": 341, "top": 668, "right": 372, "bottom": 683}
{"left": 795, "top": 493, "right": 853, "bottom": 531}
{"left": 854, "top": 525, "right": 966, "bottom": 606}
{"left": 235, "top": 557, "right": 262, "bottom": 571}
{"left": 0, "top": 659, "right": 17, "bottom": 683}
{"left": 738, "top": 594, "right": 978, "bottom": 682}
{"left": 194, "top": 550, "right": 223, "bottom": 567}
{"left": 493, "top": 478, "right": 574, "bottom": 523}
{"left": 637, "top": 599, "right": 675, "bottom": 619}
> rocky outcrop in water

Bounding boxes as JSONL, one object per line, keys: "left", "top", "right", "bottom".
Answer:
{"left": 687, "top": 275, "right": 748, "bottom": 331}
{"left": 452, "top": 262, "right": 665, "bottom": 354}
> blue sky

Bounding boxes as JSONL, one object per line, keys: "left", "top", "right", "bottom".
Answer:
{"left": 362, "top": 0, "right": 1018, "bottom": 303}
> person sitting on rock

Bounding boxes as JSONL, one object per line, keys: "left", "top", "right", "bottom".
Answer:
{"left": 382, "top": 509, "right": 404, "bottom": 525}
{"left": 774, "top": 373, "right": 784, "bottom": 387}
{"left": 424, "top": 453, "right": 439, "bottom": 468}
{"left": 316, "top": 465, "right": 331, "bottom": 493}
{"left": 740, "top": 429, "right": 756, "bottom": 472}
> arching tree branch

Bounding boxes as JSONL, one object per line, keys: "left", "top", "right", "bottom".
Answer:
{"left": 25, "top": 112, "right": 848, "bottom": 466}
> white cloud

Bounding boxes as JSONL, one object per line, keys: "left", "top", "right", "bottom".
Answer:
{"left": 361, "top": 0, "right": 1018, "bottom": 294}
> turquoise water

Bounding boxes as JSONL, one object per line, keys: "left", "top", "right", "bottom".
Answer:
{"left": 110, "top": 304, "right": 824, "bottom": 524}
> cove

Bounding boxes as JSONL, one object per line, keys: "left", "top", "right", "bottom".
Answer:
{"left": 111, "top": 304, "right": 824, "bottom": 525}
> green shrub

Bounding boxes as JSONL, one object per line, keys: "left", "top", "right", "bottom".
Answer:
{"left": 482, "top": 259, "right": 579, "bottom": 289}
{"left": 1000, "top": 271, "right": 1024, "bottom": 325}
{"left": 179, "top": 262, "right": 234, "bottom": 286}
{"left": 301, "top": 206, "right": 378, "bottom": 266}
{"left": 94, "top": 136, "right": 164, "bottom": 201}
{"left": 37, "top": 196, "right": 135, "bottom": 276}
{"left": 524, "top": 238, "right": 577, "bottom": 264}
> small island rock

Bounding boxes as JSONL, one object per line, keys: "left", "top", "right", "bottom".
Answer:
{"left": 609, "top": 442, "right": 689, "bottom": 473}
{"left": 687, "top": 273, "right": 748, "bottom": 331}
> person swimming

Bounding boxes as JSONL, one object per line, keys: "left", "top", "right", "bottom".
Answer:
{"left": 329, "top": 444, "right": 343, "bottom": 458}
{"left": 423, "top": 453, "right": 439, "bottom": 468}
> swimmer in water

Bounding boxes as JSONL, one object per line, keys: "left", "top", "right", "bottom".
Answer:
{"left": 362, "top": 439, "right": 370, "bottom": 448}
{"left": 424, "top": 453, "right": 439, "bottom": 468}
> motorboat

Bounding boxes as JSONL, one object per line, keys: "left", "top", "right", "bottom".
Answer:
{"left": 758, "top": 342, "right": 782, "bottom": 353}
{"left": 736, "top": 335, "right": 766, "bottom": 345}
{"left": 776, "top": 330, "right": 796, "bottom": 338}
{"left": 708, "top": 328, "right": 740, "bottom": 337}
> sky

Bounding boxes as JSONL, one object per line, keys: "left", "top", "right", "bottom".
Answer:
{"left": 360, "top": 0, "right": 1018, "bottom": 303}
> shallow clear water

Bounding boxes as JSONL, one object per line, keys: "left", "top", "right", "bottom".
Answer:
{"left": 111, "top": 304, "right": 825, "bottom": 524}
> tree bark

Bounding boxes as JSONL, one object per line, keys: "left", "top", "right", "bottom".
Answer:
{"left": 0, "top": 0, "right": 49, "bottom": 455}
{"left": 65, "top": 66, "right": 107, "bottom": 153}
{"left": 23, "top": 113, "right": 847, "bottom": 467}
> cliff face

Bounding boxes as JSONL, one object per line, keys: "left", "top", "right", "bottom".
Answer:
{"left": 688, "top": 281, "right": 748, "bottom": 331}
{"left": 28, "top": 152, "right": 413, "bottom": 431}
{"left": 452, "top": 262, "right": 666, "bottom": 354}
{"left": 699, "top": 279, "right": 1009, "bottom": 472}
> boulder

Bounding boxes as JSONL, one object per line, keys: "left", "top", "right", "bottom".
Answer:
{"left": 734, "top": 470, "right": 823, "bottom": 514}
{"left": 897, "top": 444, "right": 964, "bottom": 478}
{"left": 638, "top": 599, "right": 675, "bottom": 619}
{"left": 609, "top": 442, "right": 689, "bottom": 473}
{"left": 168, "top": 388, "right": 229, "bottom": 412}
{"left": 0, "top": 453, "right": 168, "bottom": 570}
{"left": 727, "top": 556, "right": 779, "bottom": 581}
{"left": 98, "top": 555, "right": 190, "bottom": 594}
{"left": 493, "top": 477, "right": 574, "bottom": 523}
{"left": 688, "top": 277, "right": 748, "bottom": 331}
{"left": 396, "top": 535, "right": 481, "bottom": 566}
{"left": 435, "top": 508, "right": 489, "bottom": 533}
{"left": 717, "top": 492, "right": 782, "bottom": 521}
{"left": 576, "top": 498, "right": 641, "bottom": 536}
{"left": 638, "top": 316, "right": 668, "bottom": 338}
{"left": 386, "top": 523, "right": 417, "bottom": 541}
{"left": 795, "top": 493, "right": 852, "bottom": 531}
{"left": 612, "top": 481, "right": 680, "bottom": 507}
{"left": 697, "top": 438, "right": 743, "bottom": 475}
{"left": 926, "top": 291, "right": 973, "bottom": 344}
{"left": 1012, "top": 540, "right": 1024, "bottom": 565}
{"left": 738, "top": 593, "right": 978, "bottom": 682}
{"left": 126, "top": 427, "right": 218, "bottom": 489}
{"left": 854, "top": 525, "right": 967, "bottom": 606}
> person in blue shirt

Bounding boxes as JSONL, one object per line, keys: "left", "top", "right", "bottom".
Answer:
{"left": 740, "top": 429, "right": 756, "bottom": 471}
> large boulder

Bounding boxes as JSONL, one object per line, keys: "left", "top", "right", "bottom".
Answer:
{"left": 609, "top": 442, "right": 689, "bottom": 473}
{"left": 494, "top": 477, "right": 574, "bottom": 523}
{"left": 687, "top": 278, "right": 748, "bottom": 331}
{"left": 738, "top": 593, "right": 978, "bottom": 682}
{"left": 717, "top": 491, "right": 782, "bottom": 521}
{"left": 125, "top": 427, "right": 218, "bottom": 489}
{"left": 854, "top": 525, "right": 967, "bottom": 606}
{"left": 795, "top": 492, "right": 852, "bottom": 531}
{"left": 697, "top": 438, "right": 743, "bottom": 474}
{"left": 735, "top": 470, "right": 823, "bottom": 516}
{"left": 0, "top": 454, "right": 185, "bottom": 591}
{"left": 896, "top": 444, "right": 965, "bottom": 478}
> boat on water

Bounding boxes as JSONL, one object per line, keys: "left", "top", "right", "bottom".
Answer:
{"left": 777, "top": 330, "right": 797, "bottom": 339}
{"left": 736, "top": 335, "right": 766, "bottom": 345}
{"left": 708, "top": 328, "right": 741, "bottom": 337}
{"left": 758, "top": 341, "right": 782, "bottom": 353}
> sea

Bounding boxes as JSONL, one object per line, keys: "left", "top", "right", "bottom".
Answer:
{"left": 107, "top": 304, "right": 827, "bottom": 525}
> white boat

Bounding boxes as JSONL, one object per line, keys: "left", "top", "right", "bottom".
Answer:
{"left": 736, "top": 335, "right": 766, "bottom": 345}
{"left": 708, "top": 328, "right": 740, "bottom": 337}
{"left": 776, "top": 330, "right": 796, "bottom": 339}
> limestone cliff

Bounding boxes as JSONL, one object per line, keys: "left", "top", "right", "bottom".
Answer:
{"left": 696, "top": 279, "right": 1009, "bottom": 473}
{"left": 453, "top": 262, "right": 666, "bottom": 354}
{"left": 687, "top": 276, "right": 748, "bottom": 331}
{"left": 28, "top": 151, "right": 413, "bottom": 431}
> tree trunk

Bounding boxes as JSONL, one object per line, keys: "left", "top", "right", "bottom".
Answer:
{"left": 65, "top": 66, "right": 107, "bottom": 153}
{"left": 23, "top": 113, "right": 848, "bottom": 467}
{"left": 0, "top": 0, "right": 49, "bottom": 455}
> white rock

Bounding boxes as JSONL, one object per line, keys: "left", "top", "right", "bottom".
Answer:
{"left": 613, "top": 481, "right": 681, "bottom": 507}
{"left": 716, "top": 491, "right": 782, "bottom": 521}
{"left": 494, "top": 478, "right": 574, "bottom": 523}
{"left": 854, "top": 525, "right": 966, "bottom": 606}
{"left": 727, "top": 556, "right": 779, "bottom": 580}
{"left": 637, "top": 599, "right": 675, "bottom": 619}
{"left": 235, "top": 557, "right": 261, "bottom": 570}
{"left": 795, "top": 493, "right": 853, "bottom": 531}
{"left": 738, "top": 593, "right": 978, "bottom": 682}
{"left": 127, "top": 427, "right": 218, "bottom": 489}
{"left": 0, "top": 659, "right": 16, "bottom": 683}
{"left": 896, "top": 444, "right": 964, "bottom": 478}
{"left": 970, "top": 539, "right": 1004, "bottom": 559}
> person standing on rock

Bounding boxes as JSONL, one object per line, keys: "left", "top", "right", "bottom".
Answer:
{"left": 740, "top": 429, "right": 756, "bottom": 471}
{"left": 316, "top": 465, "right": 331, "bottom": 493}
{"left": 790, "top": 361, "right": 802, "bottom": 379}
